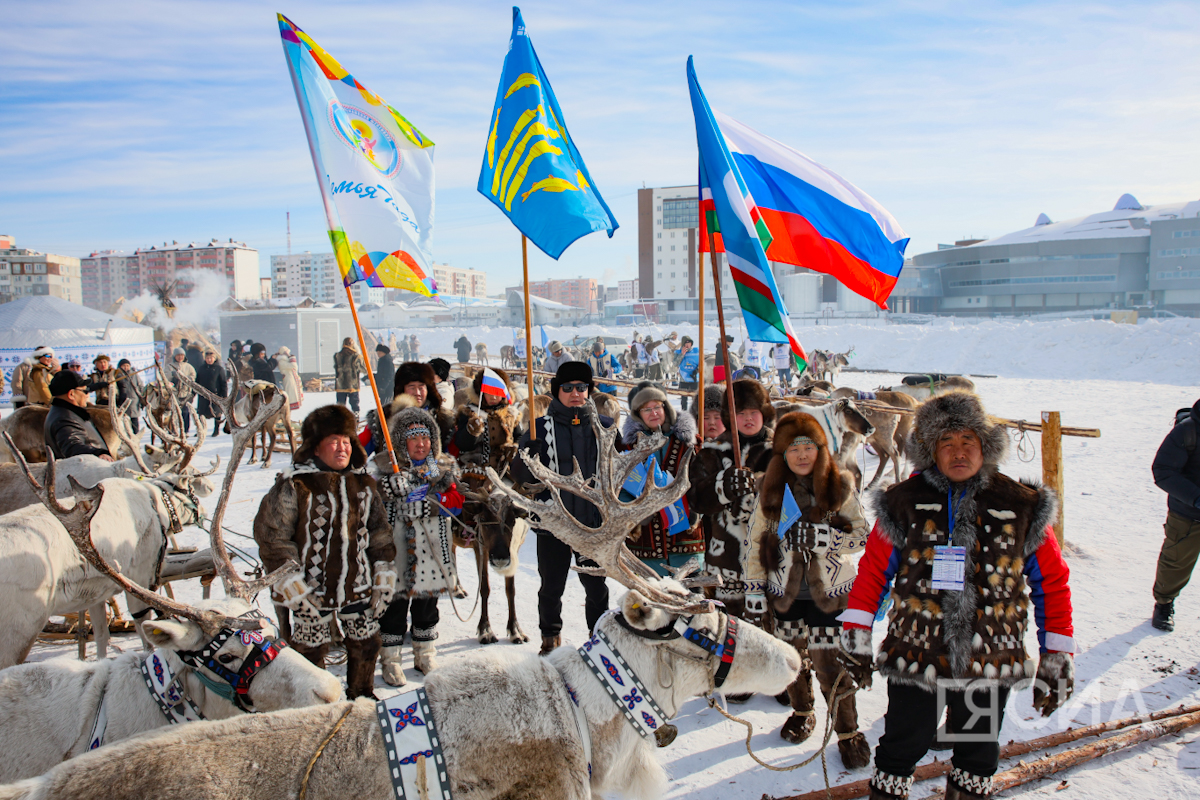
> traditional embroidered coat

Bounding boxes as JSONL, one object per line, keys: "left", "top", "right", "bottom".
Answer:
{"left": 619, "top": 411, "right": 702, "bottom": 562}
{"left": 254, "top": 462, "right": 394, "bottom": 612}
{"left": 843, "top": 467, "right": 1073, "bottom": 690}
{"left": 374, "top": 406, "right": 461, "bottom": 598}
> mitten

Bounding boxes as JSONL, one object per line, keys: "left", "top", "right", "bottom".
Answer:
{"left": 792, "top": 522, "right": 834, "bottom": 553}
{"left": 1032, "top": 652, "right": 1074, "bottom": 716}
{"left": 370, "top": 563, "right": 397, "bottom": 616}
{"left": 742, "top": 593, "right": 768, "bottom": 627}
{"left": 720, "top": 468, "right": 755, "bottom": 502}
{"left": 838, "top": 627, "right": 874, "bottom": 690}
{"left": 275, "top": 575, "right": 316, "bottom": 614}
{"left": 466, "top": 414, "right": 487, "bottom": 437}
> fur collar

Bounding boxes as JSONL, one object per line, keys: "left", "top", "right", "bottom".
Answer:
{"left": 759, "top": 456, "right": 852, "bottom": 522}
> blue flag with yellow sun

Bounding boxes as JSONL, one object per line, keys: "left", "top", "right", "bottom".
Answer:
{"left": 478, "top": 7, "right": 618, "bottom": 259}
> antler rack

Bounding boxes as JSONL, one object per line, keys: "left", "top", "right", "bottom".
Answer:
{"left": 486, "top": 399, "right": 710, "bottom": 615}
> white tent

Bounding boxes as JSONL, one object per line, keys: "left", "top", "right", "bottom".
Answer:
{"left": 1, "top": 296, "right": 155, "bottom": 405}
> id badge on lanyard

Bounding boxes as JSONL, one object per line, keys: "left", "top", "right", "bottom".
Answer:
{"left": 934, "top": 487, "right": 966, "bottom": 591}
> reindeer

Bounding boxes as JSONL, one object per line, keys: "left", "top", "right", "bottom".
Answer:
{"left": 825, "top": 346, "right": 854, "bottom": 382}
{"left": 0, "top": 401, "right": 802, "bottom": 800}
{"left": 473, "top": 342, "right": 489, "bottom": 366}
{"left": 499, "top": 344, "right": 518, "bottom": 370}
{"left": 456, "top": 484, "right": 530, "bottom": 645}
{"left": 0, "top": 393, "right": 340, "bottom": 783}
{"left": 883, "top": 374, "right": 976, "bottom": 402}
{"left": 829, "top": 389, "right": 919, "bottom": 489}
{"left": 223, "top": 380, "right": 296, "bottom": 468}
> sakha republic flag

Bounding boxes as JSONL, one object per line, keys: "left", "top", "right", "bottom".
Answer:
{"left": 279, "top": 14, "right": 438, "bottom": 297}
{"left": 693, "top": 74, "right": 909, "bottom": 311}
{"left": 688, "top": 57, "right": 808, "bottom": 372}
{"left": 479, "top": 368, "right": 511, "bottom": 402}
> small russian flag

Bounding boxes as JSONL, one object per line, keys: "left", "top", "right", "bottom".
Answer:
{"left": 480, "top": 368, "right": 511, "bottom": 402}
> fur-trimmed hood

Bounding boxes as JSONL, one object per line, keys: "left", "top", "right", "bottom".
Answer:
{"left": 293, "top": 404, "right": 367, "bottom": 469}
{"left": 621, "top": 403, "right": 697, "bottom": 447}
{"left": 760, "top": 411, "right": 850, "bottom": 522}
{"left": 907, "top": 391, "right": 1008, "bottom": 473}
{"left": 721, "top": 378, "right": 776, "bottom": 431}
{"left": 384, "top": 405, "right": 457, "bottom": 492}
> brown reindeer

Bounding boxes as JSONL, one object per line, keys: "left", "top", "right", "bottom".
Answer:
{"left": 830, "top": 388, "right": 919, "bottom": 489}
{"left": 0, "top": 405, "right": 125, "bottom": 464}
{"left": 229, "top": 381, "right": 296, "bottom": 468}
{"left": 457, "top": 483, "right": 530, "bottom": 645}
{"left": 473, "top": 342, "right": 489, "bottom": 366}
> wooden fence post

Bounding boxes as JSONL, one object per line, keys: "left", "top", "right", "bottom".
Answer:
{"left": 1041, "top": 411, "right": 1064, "bottom": 546}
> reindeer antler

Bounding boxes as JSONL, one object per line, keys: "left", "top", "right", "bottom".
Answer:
{"left": 486, "top": 399, "right": 708, "bottom": 615}
{"left": 108, "top": 393, "right": 153, "bottom": 475}
{"left": 2, "top": 432, "right": 262, "bottom": 636}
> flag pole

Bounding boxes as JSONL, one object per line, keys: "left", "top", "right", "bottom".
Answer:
{"left": 345, "top": 284, "right": 401, "bottom": 474}
{"left": 521, "top": 234, "right": 536, "bottom": 440}
{"left": 707, "top": 238, "right": 741, "bottom": 469}
{"left": 697, "top": 249, "right": 705, "bottom": 430}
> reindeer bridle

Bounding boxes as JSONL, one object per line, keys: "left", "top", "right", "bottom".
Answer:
{"left": 175, "top": 609, "right": 288, "bottom": 713}
{"left": 614, "top": 609, "right": 741, "bottom": 690}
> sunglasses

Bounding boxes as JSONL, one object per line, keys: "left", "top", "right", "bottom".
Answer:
{"left": 560, "top": 383, "right": 590, "bottom": 393}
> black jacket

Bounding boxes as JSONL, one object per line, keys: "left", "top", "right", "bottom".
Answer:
{"left": 45, "top": 399, "right": 111, "bottom": 459}
{"left": 455, "top": 337, "right": 472, "bottom": 362}
{"left": 194, "top": 360, "right": 229, "bottom": 419}
{"left": 184, "top": 346, "right": 205, "bottom": 376}
{"left": 249, "top": 356, "right": 277, "bottom": 384}
{"left": 1153, "top": 400, "right": 1200, "bottom": 522}
{"left": 511, "top": 398, "right": 614, "bottom": 529}
{"left": 375, "top": 355, "right": 395, "bottom": 406}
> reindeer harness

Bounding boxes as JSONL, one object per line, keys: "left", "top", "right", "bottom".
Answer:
{"left": 373, "top": 688, "right": 452, "bottom": 800}
{"left": 175, "top": 610, "right": 289, "bottom": 713}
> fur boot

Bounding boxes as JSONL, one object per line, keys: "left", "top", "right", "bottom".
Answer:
{"left": 811, "top": 642, "right": 870, "bottom": 769}
{"left": 344, "top": 634, "right": 381, "bottom": 700}
{"left": 412, "top": 640, "right": 438, "bottom": 674}
{"left": 290, "top": 641, "right": 330, "bottom": 670}
{"left": 945, "top": 768, "right": 992, "bottom": 799}
{"left": 780, "top": 635, "right": 817, "bottom": 743}
{"left": 380, "top": 645, "right": 406, "bottom": 686}
{"left": 539, "top": 635, "right": 561, "bottom": 656}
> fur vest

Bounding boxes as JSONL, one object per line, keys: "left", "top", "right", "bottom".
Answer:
{"left": 254, "top": 462, "right": 394, "bottom": 611}
{"left": 619, "top": 412, "right": 702, "bottom": 561}
{"left": 872, "top": 467, "right": 1057, "bottom": 689}
{"left": 686, "top": 425, "right": 774, "bottom": 608}
{"left": 453, "top": 390, "right": 520, "bottom": 477}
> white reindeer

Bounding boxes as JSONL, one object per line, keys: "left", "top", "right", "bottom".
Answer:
{"left": 0, "top": 403, "right": 802, "bottom": 800}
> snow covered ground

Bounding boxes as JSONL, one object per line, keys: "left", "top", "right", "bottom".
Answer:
{"left": 16, "top": 316, "right": 1200, "bottom": 798}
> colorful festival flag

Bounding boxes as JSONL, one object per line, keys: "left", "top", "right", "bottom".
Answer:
{"left": 688, "top": 57, "right": 807, "bottom": 372}
{"left": 477, "top": 7, "right": 618, "bottom": 259}
{"left": 278, "top": 14, "right": 438, "bottom": 296}
{"left": 479, "top": 368, "right": 512, "bottom": 402}
{"left": 699, "top": 111, "right": 908, "bottom": 310}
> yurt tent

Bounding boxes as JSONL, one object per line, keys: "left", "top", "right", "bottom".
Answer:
{"left": 0, "top": 296, "right": 155, "bottom": 405}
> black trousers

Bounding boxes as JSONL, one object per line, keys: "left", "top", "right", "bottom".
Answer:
{"left": 537, "top": 532, "right": 609, "bottom": 637}
{"left": 379, "top": 595, "right": 440, "bottom": 645}
{"left": 336, "top": 391, "right": 360, "bottom": 413}
{"left": 678, "top": 381, "right": 698, "bottom": 410}
{"left": 876, "top": 681, "right": 1010, "bottom": 779}
{"left": 774, "top": 595, "right": 843, "bottom": 627}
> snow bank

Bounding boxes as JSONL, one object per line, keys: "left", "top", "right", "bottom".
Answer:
{"left": 374, "top": 316, "right": 1200, "bottom": 386}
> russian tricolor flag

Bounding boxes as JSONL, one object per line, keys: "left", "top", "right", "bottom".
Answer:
{"left": 699, "top": 109, "right": 909, "bottom": 310}
{"left": 480, "top": 368, "right": 511, "bottom": 402}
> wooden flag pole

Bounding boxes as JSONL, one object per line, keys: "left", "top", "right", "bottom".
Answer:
{"left": 345, "top": 284, "right": 400, "bottom": 474}
{"left": 697, "top": 249, "right": 705, "bottom": 429}
{"left": 521, "top": 235, "right": 536, "bottom": 440}
{"left": 707, "top": 237, "right": 741, "bottom": 469}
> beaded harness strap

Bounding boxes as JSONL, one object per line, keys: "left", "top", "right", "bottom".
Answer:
{"left": 374, "top": 688, "right": 452, "bottom": 800}
{"left": 175, "top": 610, "right": 287, "bottom": 713}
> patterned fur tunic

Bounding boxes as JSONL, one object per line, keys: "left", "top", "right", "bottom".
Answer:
{"left": 620, "top": 409, "right": 702, "bottom": 562}
{"left": 374, "top": 406, "right": 461, "bottom": 598}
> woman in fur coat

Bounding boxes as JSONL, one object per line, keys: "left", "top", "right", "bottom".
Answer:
{"left": 373, "top": 406, "right": 463, "bottom": 685}
{"left": 452, "top": 366, "right": 520, "bottom": 477}
{"left": 621, "top": 382, "right": 702, "bottom": 576}
{"left": 743, "top": 411, "right": 871, "bottom": 768}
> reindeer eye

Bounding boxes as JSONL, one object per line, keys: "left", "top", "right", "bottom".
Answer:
{"left": 217, "top": 653, "right": 236, "bottom": 664}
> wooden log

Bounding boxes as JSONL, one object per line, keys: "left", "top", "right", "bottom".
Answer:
{"left": 764, "top": 704, "right": 1200, "bottom": 800}
{"left": 1042, "top": 411, "right": 1065, "bottom": 545}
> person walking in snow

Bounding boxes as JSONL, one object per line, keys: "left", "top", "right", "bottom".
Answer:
{"left": 1150, "top": 399, "right": 1200, "bottom": 632}
{"left": 838, "top": 391, "right": 1075, "bottom": 800}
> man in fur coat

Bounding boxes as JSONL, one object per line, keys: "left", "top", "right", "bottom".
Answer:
{"left": 838, "top": 392, "right": 1074, "bottom": 800}
{"left": 687, "top": 378, "right": 776, "bottom": 622}
{"left": 373, "top": 406, "right": 462, "bottom": 685}
{"left": 511, "top": 361, "right": 614, "bottom": 655}
{"left": 743, "top": 411, "right": 870, "bottom": 766}
{"left": 621, "top": 382, "right": 701, "bottom": 576}
{"left": 452, "top": 366, "right": 520, "bottom": 477}
{"left": 254, "top": 405, "right": 397, "bottom": 699}
{"left": 365, "top": 361, "right": 455, "bottom": 457}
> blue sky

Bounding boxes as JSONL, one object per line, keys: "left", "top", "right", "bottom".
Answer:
{"left": 3, "top": 0, "right": 1199, "bottom": 292}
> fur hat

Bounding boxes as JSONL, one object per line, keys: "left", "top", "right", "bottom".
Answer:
{"left": 249, "top": 342, "right": 267, "bottom": 356}
{"left": 691, "top": 384, "right": 725, "bottom": 420}
{"left": 33, "top": 346, "right": 54, "bottom": 359}
{"left": 628, "top": 381, "right": 675, "bottom": 429}
{"left": 342, "top": 337, "right": 354, "bottom": 347}
{"left": 721, "top": 378, "right": 776, "bottom": 431}
{"left": 428, "top": 358, "right": 450, "bottom": 381}
{"left": 394, "top": 361, "right": 439, "bottom": 407}
{"left": 551, "top": 360, "right": 593, "bottom": 397}
{"left": 760, "top": 411, "right": 847, "bottom": 522}
{"left": 375, "top": 343, "right": 390, "bottom": 355}
{"left": 293, "top": 404, "right": 367, "bottom": 469}
{"left": 93, "top": 354, "right": 110, "bottom": 364}
{"left": 907, "top": 391, "right": 1008, "bottom": 473}
{"left": 547, "top": 340, "right": 563, "bottom": 352}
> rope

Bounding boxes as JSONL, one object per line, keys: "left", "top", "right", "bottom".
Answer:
{"left": 298, "top": 703, "right": 354, "bottom": 800}
{"left": 421, "top": 525, "right": 481, "bottom": 624}
{"left": 1013, "top": 421, "right": 1037, "bottom": 463}
{"left": 706, "top": 667, "right": 856, "bottom": 800}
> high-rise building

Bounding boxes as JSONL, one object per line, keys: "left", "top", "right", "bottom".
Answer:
{"left": 617, "top": 278, "right": 639, "bottom": 300}
{"left": 0, "top": 247, "right": 83, "bottom": 304}
{"left": 81, "top": 250, "right": 139, "bottom": 309}
{"left": 137, "top": 239, "right": 259, "bottom": 300}
{"left": 638, "top": 185, "right": 700, "bottom": 313}
{"left": 431, "top": 263, "right": 488, "bottom": 297}
{"left": 0, "top": 235, "right": 15, "bottom": 250}
{"left": 270, "top": 251, "right": 389, "bottom": 304}
{"left": 503, "top": 278, "right": 598, "bottom": 312}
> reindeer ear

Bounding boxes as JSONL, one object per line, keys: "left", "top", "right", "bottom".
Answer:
{"left": 622, "top": 589, "right": 673, "bottom": 631}
{"left": 143, "top": 619, "right": 194, "bottom": 648}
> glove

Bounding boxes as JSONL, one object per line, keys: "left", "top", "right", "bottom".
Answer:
{"left": 838, "top": 627, "right": 874, "bottom": 690}
{"left": 1032, "top": 652, "right": 1075, "bottom": 716}
{"left": 742, "top": 593, "right": 768, "bottom": 628}
{"left": 275, "top": 575, "right": 317, "bottom": 614}
{"left": 370, "top": 563, "right": 397, "bottom": 616}
{"left": 721, "top": 468, "right": 756, "bottom": 502}
{"left": 466, "top": 413, "right": 487, "bottom": 437}
{"left": 790, "top": 521, "right": 834, "bottom": 554}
